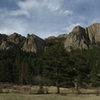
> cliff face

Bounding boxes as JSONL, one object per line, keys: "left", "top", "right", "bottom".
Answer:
{"left": 86, "top": 23, "right": 100, "bottom": 44}
{"left": 0, "top": 41, "right": 12, "bottom": 50}
{"left": 57, "top": 34, "right": 68, "bottom": 39}
{"left": 7, "top": 33, "right": 26, "bottom": 46}
{"left": 64, "top": 26, "right": 90, "bottom": 51}
{"left": 22, "top": 34, "right": 45, "bottom": 53}
{"left": 0, "top": 23, "right": 100, "bottom": 52}
{"left": 64, "top": 23, "right": 100, "bottom": 51}
{"left": 0, "top": 33, "right": 45, "bottom": 53}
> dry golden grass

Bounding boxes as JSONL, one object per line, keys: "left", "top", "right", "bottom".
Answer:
{"left": 1, "top": 85, "right": 100, "bottom": 100}
{"left": 0, "top": 94, "right": 100, "bottom": 100}
{"left": 1, "top": 85, "right": 100, "bottom": 94}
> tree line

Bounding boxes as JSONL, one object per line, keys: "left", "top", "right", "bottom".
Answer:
{"left": 0, "top": 40, "right": 100, "bottom": 93}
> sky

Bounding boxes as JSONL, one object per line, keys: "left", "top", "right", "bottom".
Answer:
{"left": 0, "top": 0, "right": 100, "bottom": 38}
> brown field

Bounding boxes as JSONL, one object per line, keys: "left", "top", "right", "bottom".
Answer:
{"left": 1, "top": 85, "right": 100, "bottom": 94}
{"left": 1, "top": 94, "right": 100, "bottom": 100}
{"left": 0, "top": 85, "right": 100, "bottom": 100}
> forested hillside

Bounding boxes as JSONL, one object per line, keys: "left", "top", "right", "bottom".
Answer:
{"left": 0, "top": 23, "right": 100, "bottom": 93}
{"left": 0, "top": 37, "right": 100, "bottom": 93}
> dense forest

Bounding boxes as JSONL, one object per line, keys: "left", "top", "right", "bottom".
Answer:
{"left": 0, "top": 38, "right": 100, "bottom": 93}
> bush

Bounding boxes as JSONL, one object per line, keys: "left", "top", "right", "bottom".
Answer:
{"left": 37, "top": 85, "right": 44, "bottom": 94}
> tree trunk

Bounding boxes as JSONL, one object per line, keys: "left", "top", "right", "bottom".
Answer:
{"left": 57, "top": 86, "right": 60, "bottom": 94}
{"left": 74, "top": 79, "right": 78, "bottom": 92}
{"left": 19, "top": 71, "right": 24, "bottom": 85}
{"left": 56, "top": 81, "right": 60, "bottom": 94}
{"left": 55, "top": 70, "right": 60, "bottom": 94}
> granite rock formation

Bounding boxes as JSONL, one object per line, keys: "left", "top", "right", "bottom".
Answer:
{"left": 57, "top": 34, "right": 68, "bottom": 39}
{"left": 0, "top": 23, "right": 100, "bottom": 52}
{"left": 86, "top": 23, "right": 100, "bottom": 44}
{"left": 22, "top": 34, "right": 45, "bottom": 53}
{"left": 0, "top": 41, "right": 12, "bottom": 50}
{"left": 7, "top": 33, "right": 26, "bottom": 47}
{"left": 64, "top": 23, "right": 100, "bottom": 51}
{"left": 64, "top": 26, "right": 90, "bottom": 51}
{"left": 0, "top": 33, "right": 45, "bottom": 53}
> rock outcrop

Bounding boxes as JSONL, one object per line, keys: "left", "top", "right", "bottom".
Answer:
{"left": 7, "top": 33, "right": 26, "bottom": 47}
{"left": 57, "top": 34, "right": 68, "bottom": 39}
{"left": 86, "top": 23, "right": 100, "bottom": 44}
{"left": 22, "top": 34, "right": 45, "bottom": 53}
{"left": 64, "top": 26, "right": 90, "bottom": 51}
{"left": 64, "top": 23, "right": 100, "bottom": 51}
{"left": 0, "top": 33, "right": 45, "bottom": 53}
{"left": 0, "top": 34, "right": 8, "bottom": 43}
{"left": 45, "top": 36, "right": 57, "bottom": 41}
{"left": 0, "top": 23, "right": 100, "bottom": 52}
{"left": 0, "top": 41, "right": 12, "bottom": 50}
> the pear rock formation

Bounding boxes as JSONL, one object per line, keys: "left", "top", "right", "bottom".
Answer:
{"left": 22, "top": 34, "right": 45, "bottom": 53}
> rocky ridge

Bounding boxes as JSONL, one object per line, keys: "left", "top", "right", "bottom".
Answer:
{"left": 64, "top": 23, "right": 100, "bottom": 51}
{"left": 64, "top": 25, "right": 90, "bottom": 51}
{"left": 0, "top": 23, "right": 100, "bottom": 52}
{"left": 0, "top": 33, "right": 45, "bottom": 53}
{"left": 22, "top": 34, "right": 45, "bottom": 53}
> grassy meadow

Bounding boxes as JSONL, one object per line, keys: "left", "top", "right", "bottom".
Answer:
{"left": 0, "top": 86, "right": 100, "bottom": 100}
{"left": 0, "top": 94, "right": 100, "bottom": 100}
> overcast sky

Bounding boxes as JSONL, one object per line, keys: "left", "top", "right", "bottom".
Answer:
{"left": 0, "top": 0, "right": 100, "bottom": 38}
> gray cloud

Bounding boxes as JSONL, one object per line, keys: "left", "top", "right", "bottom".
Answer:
{"left": 0, "top": 0, "right": 100, "bottom": 38}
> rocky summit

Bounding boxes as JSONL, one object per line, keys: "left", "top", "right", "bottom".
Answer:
{"left": 86, "top": 23, "right": 100, "bottom": 44}
{"left": 0, "top": 23, "right": 100, "bottom": 52}
{"left": 64, "top": 23, "right": 100, "bottom": 51}
{"left": 64, "top": 25, "right": 90, "bottom": 51}
{"left": 7, "top": 33, "right": 26, "bottom": 45}
{"left": 0, "top": 33, "right": 45, "bottom": 53}
{"left": 22, "top": 34, "right": 45, "bottom": 53}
